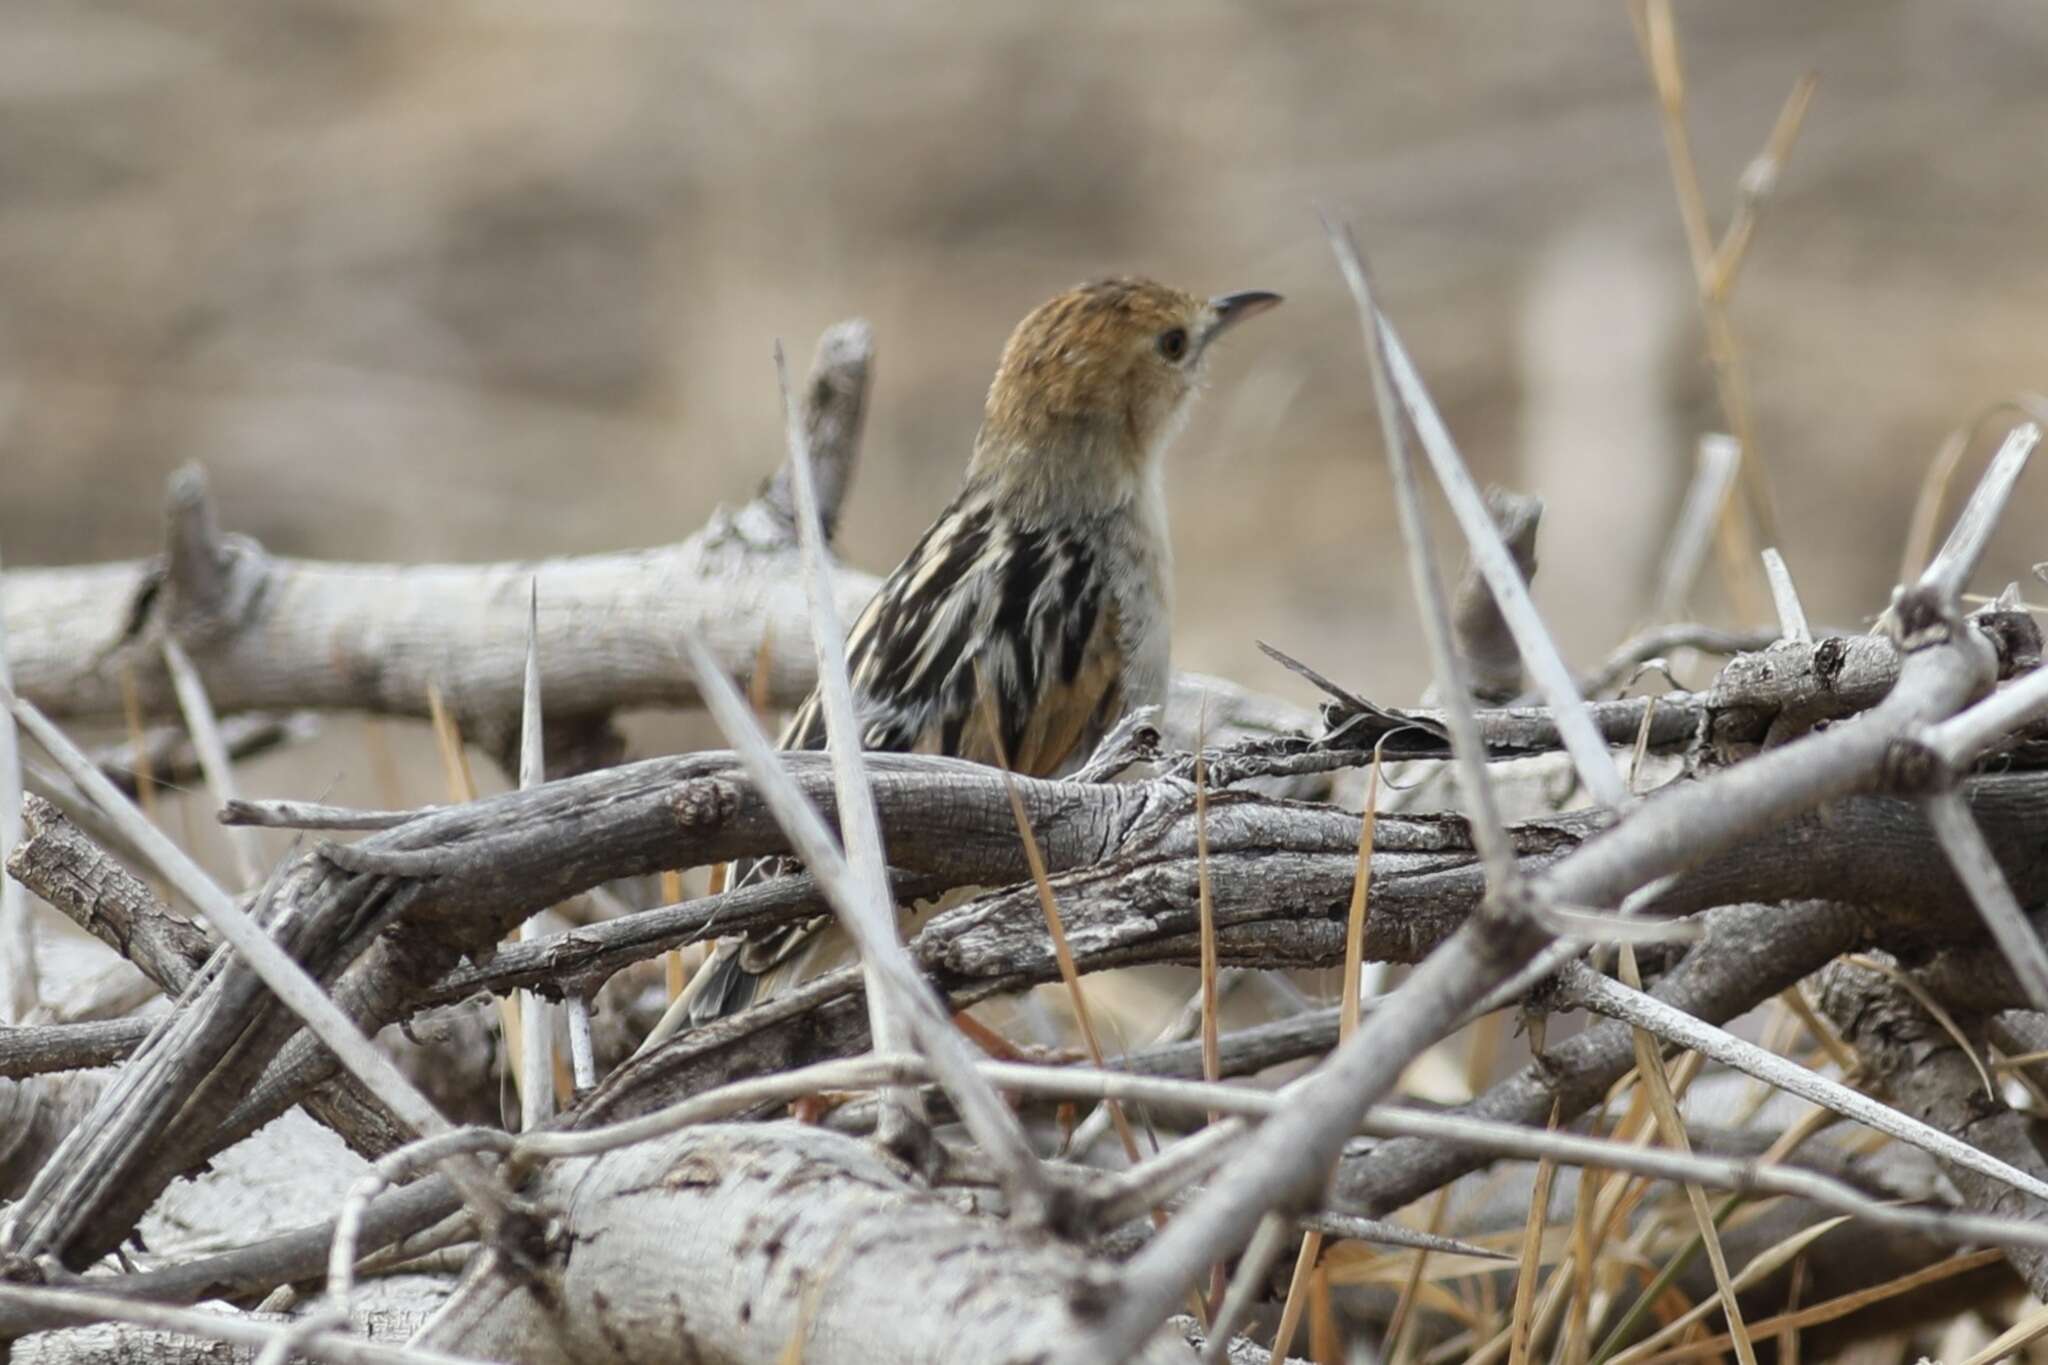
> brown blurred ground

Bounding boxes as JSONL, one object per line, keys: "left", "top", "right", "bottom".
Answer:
{"left": 4, "top": 0, "right": 2046, "bottom": 709}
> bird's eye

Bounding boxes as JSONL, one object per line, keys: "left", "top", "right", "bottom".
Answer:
{"left": 1156, "top": 327, "right": 1189, "bottom": 362}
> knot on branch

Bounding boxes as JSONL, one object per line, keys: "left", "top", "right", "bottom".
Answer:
{"left": 1880, "top": 734, "right": 1953, "bottom": 796}
{"left": 671, "top": 778, "right": 742, "bottom": 831}
{"left": 1887, "top": 585, "right": 1956, "bottom": 653}
{"left": 1977, "top": 606, "right": 2045, "bottom": 678}
{"left": 1811, "top": 634, "right": 1848, "bottom": 691}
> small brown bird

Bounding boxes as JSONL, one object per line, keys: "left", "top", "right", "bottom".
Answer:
{"left": 667, "top": 277, "right": 1280, "bottom": 1031}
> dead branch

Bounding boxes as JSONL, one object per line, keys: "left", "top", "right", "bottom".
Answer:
{"left": 410, "top": 1120, "right": 1199, "bottom": 1365}
{"left": 0, "top": 324, "right": 881, "bottom": 773}
{"left": 1815, "top": 954, "right": 2048, "bottom": 1296}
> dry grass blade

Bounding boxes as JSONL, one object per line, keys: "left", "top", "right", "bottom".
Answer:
{"left": 424, "top": 683, "right": 478, "bottom": 803}
{"left": 1615, "top": 946, "right": 1757, "bottom": 1365}
{"left": 1507, "top": 1099, "right": 1563, "bottom": 1365}
{"left": 661, "top": 868, "right": 688, "bottom": 999}
{"left": 1563, "top": 1116, "right": 1605, "bottom": 1365}
{"left": 1778, "top": 985, "right": 1858, "bottom": 1075}
{"left": 1272, "top": 747, "right": 1386, "bottom": 1357}
{"left": 1190, "top": 708, "right": 1228, "bottom": 1318}
{"left": 1778, "top": 1254, "right": 1806, "bottom": 1365}
{"left": 1195, "top": 711, "right": 1220, "bottom": 1110}
{"left": 119, "top": 661, "right": 161, "bottom": 822}
{"left": 1627, "top": 695, "right": 1658, "bottom": 793}
{"left": 1605, "top": 1216, "right": 1850, "bottom": 1365}
{"left": 971, "top": 678, "right": 1145, "bottom": 1173}
{"left": 1628, "top": 0, "right": 1781, "bottom": 592}
{"left": 1200, "top": 1213, "right": 1291, "bottom": 1365}
{"left": 1957, "top": 1297, "right": 2048, "bottom": 1365}
{"left": 1917, "top": 420, "right": 2041, "bottom": 600}
{"left": 1270, "top": 1233, "right": 1321, "bottom": 1361}
{"left": 1628, "top": 1248, "right": 2004, "bottom": 1365}
{"left": 1384, "top": 1193, "right": 1451, "bottom": 1361}
{"left": 1900, "top": 396, "right": 2048, "bottom": 585}
{"left": 1706, "top": 70, "right": 1819, "bottom": 301}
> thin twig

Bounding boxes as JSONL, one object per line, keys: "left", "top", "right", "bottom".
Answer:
{"left": 0, "top": 1283, "right": 489, "bottom": 1365}
{"left": 515, "top": 581, "right": 556, "bottom": 1130}
{"left": 0, "top": 544, "right": 35, "bottom": 1023}
{"left": 1272, "top": 745, "right": 1384, "bottom": 1359}
{"left": 1705, "top": 71, "right": 1819, "bottom": 302}
{"left": 1759, "top": 548, "right": 1810, "bottom": 643}
{"left": 1652, "top": 434, "right": 1743, "bottom": 623}
{"left": 1926, "top": 659, "right": 2048, "bottom": 772}
{"left": 1326, "top": 216, "right": 1516, "bottom": 881}
{"left": 669, "top": 627, "right": 1049, "bottom": 1218}
{"left": 1924, "top": 790, "right": 2048, "bottom": 1012}
{"left": 160, "top": 636, "right": 264, "bottom": 888}
{"left": 1200, "top": 1213, "right": 1290, "bottom": 1365}
{"left": 1577, "top": 621, "right": 1777, "bottom": 699}
{"left": 774, "top": 340, "right": 929, "bottom": 1153}
{"left": 1563, "top": 961, "right": 2048, "bottom": 1200}
{"left": 1355, "top": 233, "right": 1629, "bottom": 810}
{"left": 0, "top": 679, "right": 510, "bottom": 1231}
{"left": 957, "top": 1058, "right": 2048, "bottom": 1254}
{"left": 221, "top": 799, "right": 428, "bottom": 830}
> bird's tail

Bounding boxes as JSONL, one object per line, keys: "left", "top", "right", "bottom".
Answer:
{"left": 634, "top": 883, "right": 973, "bottom": 1057}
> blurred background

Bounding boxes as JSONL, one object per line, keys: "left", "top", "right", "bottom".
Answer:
{"left": 4, "top": 1, "right": 2047, "bottom": 706}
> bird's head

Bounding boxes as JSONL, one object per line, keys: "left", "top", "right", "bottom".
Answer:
{"left": 970, "top": 277, "right": 1281, "bottom": 514}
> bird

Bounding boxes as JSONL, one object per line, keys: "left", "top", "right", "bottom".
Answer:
{"left": 655, "top": 276, "right": 1281, "bottom": 1038}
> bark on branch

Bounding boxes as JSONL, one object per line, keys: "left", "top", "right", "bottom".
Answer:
{"left": 412, "top": 1121, "right": 1200, "bottom": 1365}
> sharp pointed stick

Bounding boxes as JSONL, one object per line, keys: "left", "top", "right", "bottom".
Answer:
{"left": 1340, "top": 228, "right": 1631, "bottom": 812}
{"left": 773, "top": 340, "right": 927, "bottom": 1152}
{"left": 159, "top": 636, "right": 264, "bottom": 889}
{"left": 515, "top": 580, "right": 557, "bottom": 1129}
{"left": 0, "top": 678, "right": 506, "bottom": 1226}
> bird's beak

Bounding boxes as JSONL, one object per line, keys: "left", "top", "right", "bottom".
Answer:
{"left": 1200, "top": 290, "right": 1283, "bottom": 352}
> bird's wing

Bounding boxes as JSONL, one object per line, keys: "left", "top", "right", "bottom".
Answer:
{"left": 696, "top": 493, "right": 1126, "bottom": 1014}
{"left": 782, "top": 493, "right": 1125, "bottom": 777}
